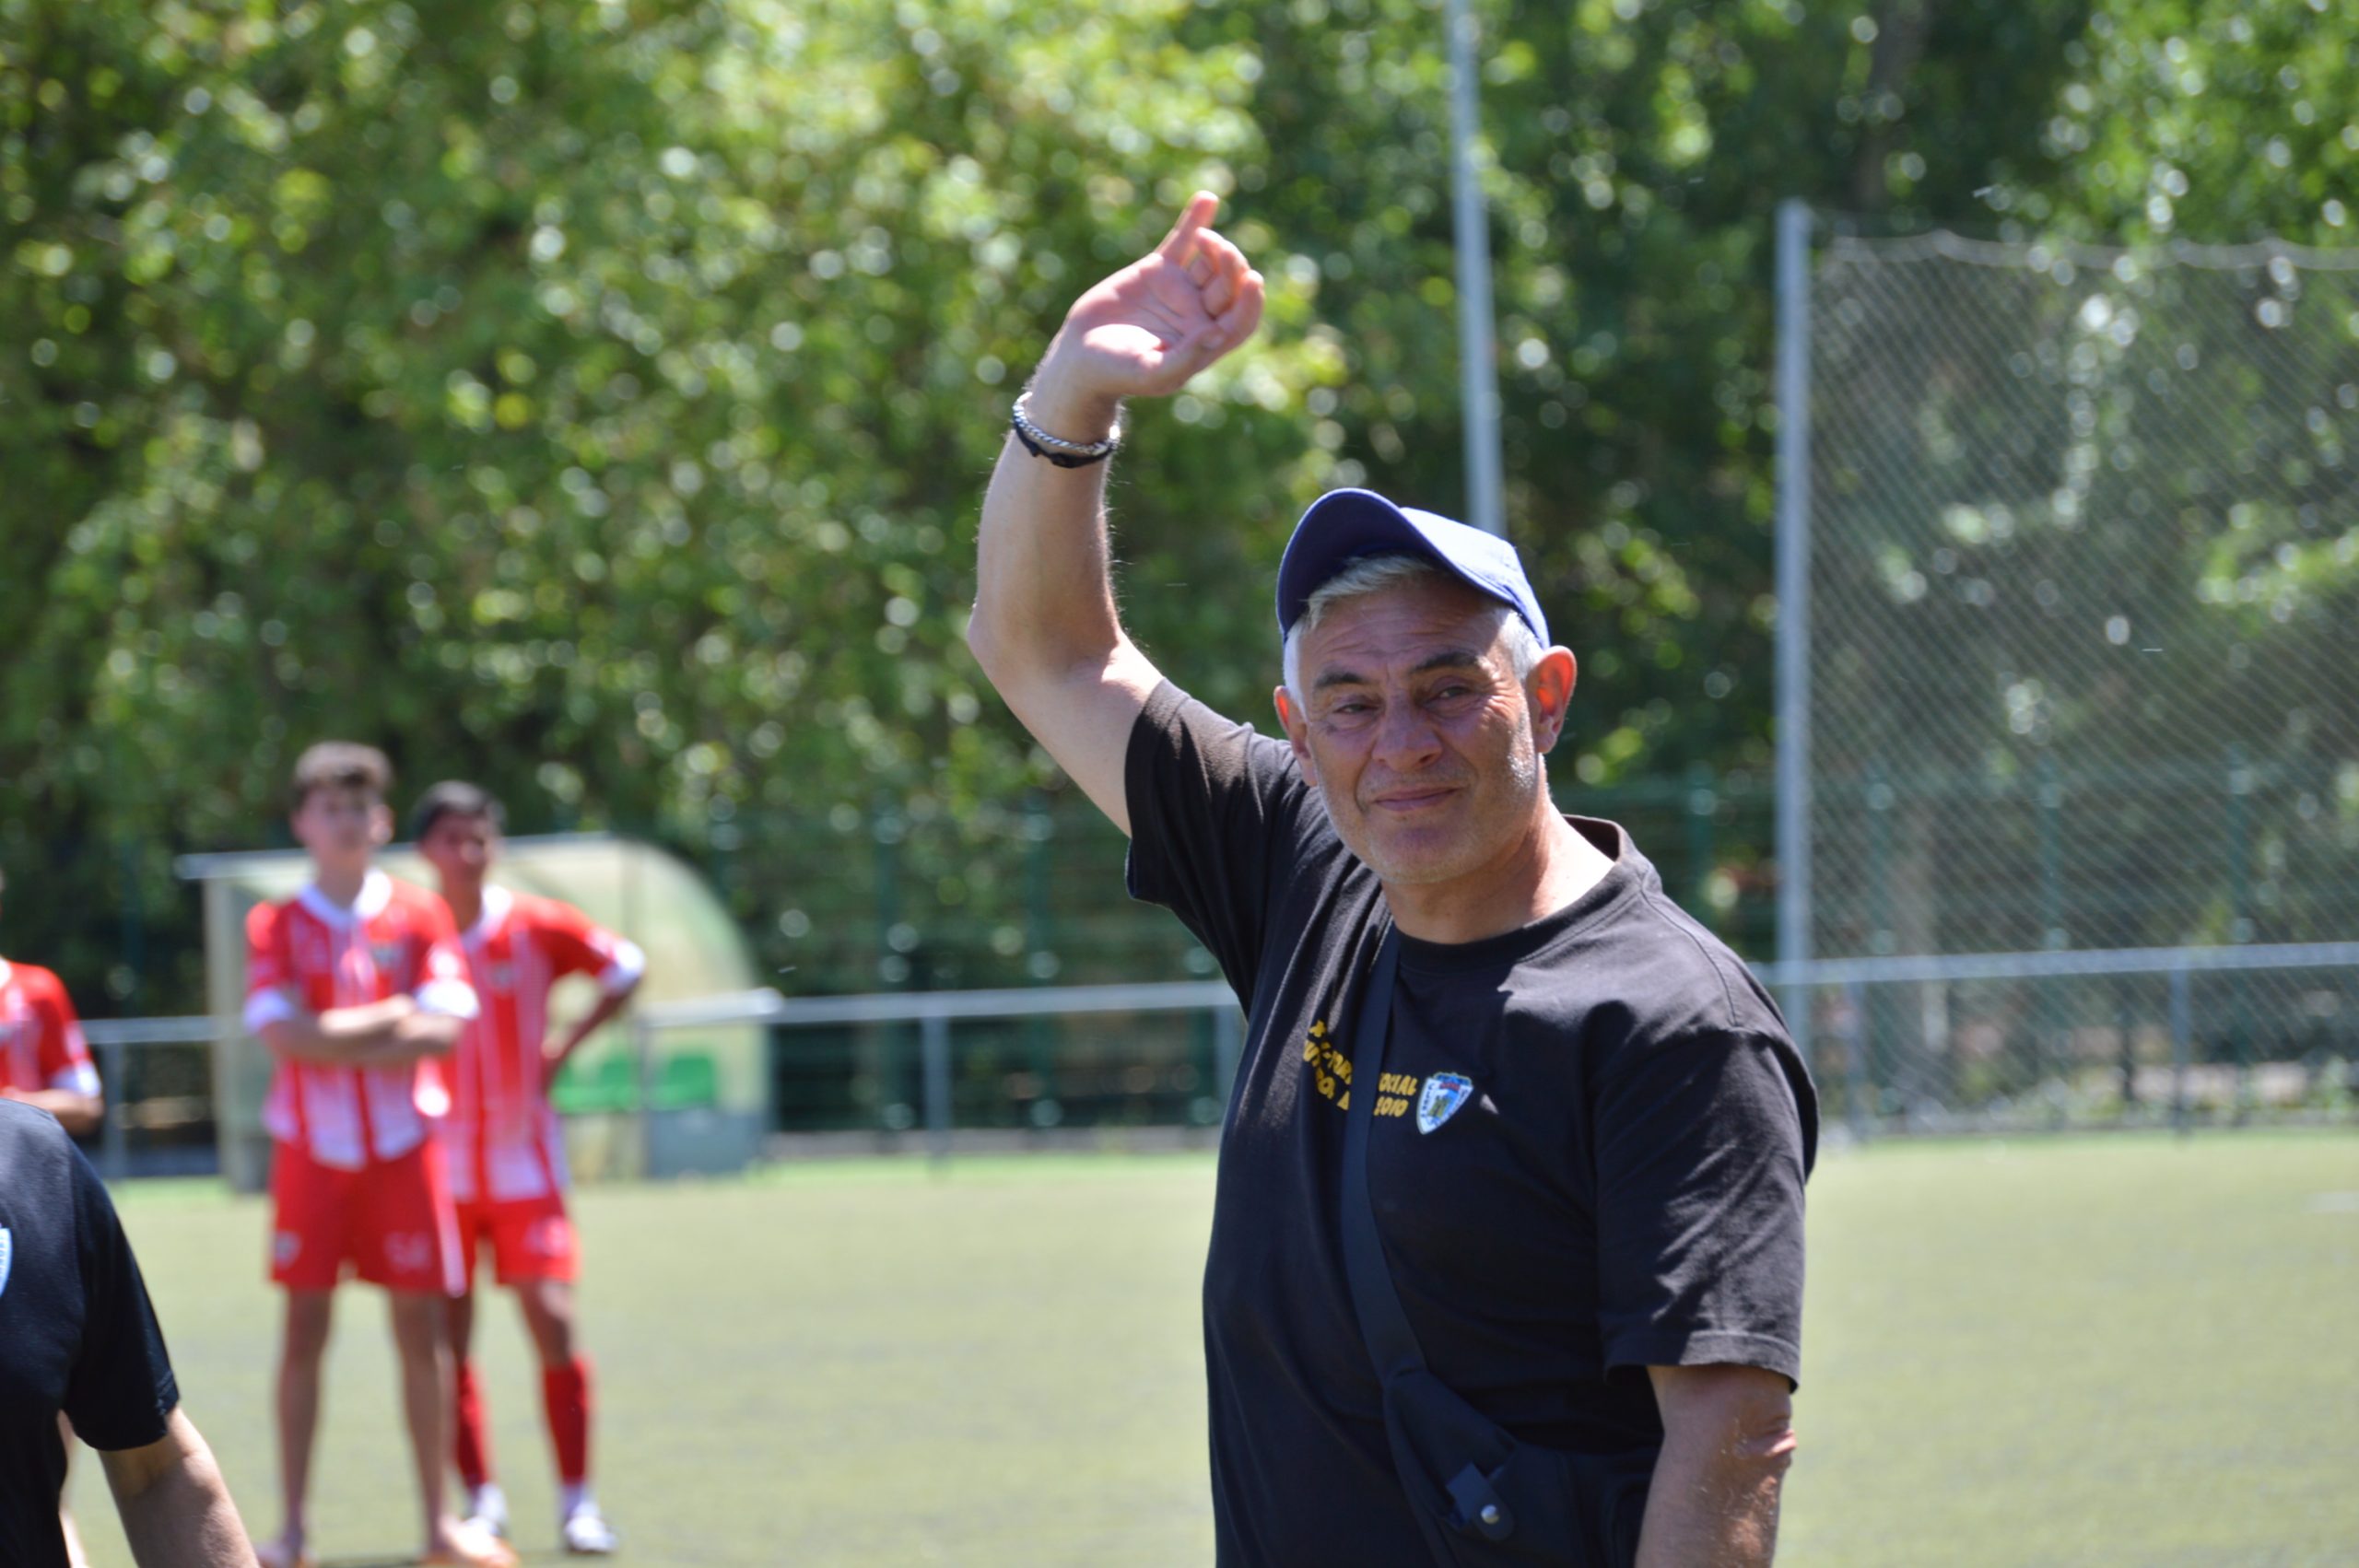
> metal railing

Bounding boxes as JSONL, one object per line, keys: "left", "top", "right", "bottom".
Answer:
{"left": 633, "top": 981, "right": 1243, "bottom": 1164}
{"left": 67, "top": 941, "right": 2354, "bottom": 1176}
{"left": 1753, "top": 941, "right": 2359, "bottom": 1137}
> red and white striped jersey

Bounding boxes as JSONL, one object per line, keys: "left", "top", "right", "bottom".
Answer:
{"left": 0, "top": 958, "right": 100, "bottom": 1099}
{"left": 243, "top": 871, "right": 480, "bottom": 1170}
{"left": 447, "top": 885, "right": 645, "bottom": 1204}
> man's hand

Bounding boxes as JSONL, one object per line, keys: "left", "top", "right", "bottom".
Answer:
{"left": 1023, "top": 191, "right": 1266, "bottom": 439}
{"left": 970, "top": 192, "right": 1266, "bottom": 834}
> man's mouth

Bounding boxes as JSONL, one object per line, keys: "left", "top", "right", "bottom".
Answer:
{"left": 1367, "top": 784, "right": 1460, "bottom": 814}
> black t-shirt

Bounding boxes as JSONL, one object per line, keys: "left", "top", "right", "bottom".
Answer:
{"left": 1124, "top": 684, "right": 1816, "bottom": 1568}
{"left": 0, "top": 1101, "right": 180, "bottom": 1568}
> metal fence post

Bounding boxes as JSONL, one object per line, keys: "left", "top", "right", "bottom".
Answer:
{"left": 1444, "top": 0, "right": 1503, "bottom": 538}
{"left": 1774, "top": 197, "right": 1815, "bottom": 1069}
{"left": 2168, "top": 964, "right": 2192, "bottom": 1135}
{"left": 2224, "top": 745, "right": 2253, "bottom": 1121}
{"left": 921, "top": 1011, "right": 952, "bottom": 1167}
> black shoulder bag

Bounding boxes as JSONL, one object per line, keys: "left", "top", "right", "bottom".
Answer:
{"left": 1338, "top": 929, "right": 1652, "bottom": 1568}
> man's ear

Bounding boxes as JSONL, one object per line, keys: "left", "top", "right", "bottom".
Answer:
{"left": 1525, "top": 648, "right": 1579, "bottom": 754}
{"left": 369, "top": 802, "right": 395, "bottom": 848}
{"left": 1273, "top": 685, "right": 1320, "bottom": 787}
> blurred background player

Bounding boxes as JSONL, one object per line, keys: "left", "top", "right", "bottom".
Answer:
{"left": 412, "top": 782, "right": 644, "bottom": 1556}
{"left": 242, "top": 743, "right": 515, "bottom": 1568}
{"left": 1, "top": 865, "right": 110, "bottom": 1565}
{"left": 0, "top": 868, "right": 105, "bottom": 1138}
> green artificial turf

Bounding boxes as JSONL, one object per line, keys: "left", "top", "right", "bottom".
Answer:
{"left": 69, "top": 1134, "right": 2359, "bottom": 1566}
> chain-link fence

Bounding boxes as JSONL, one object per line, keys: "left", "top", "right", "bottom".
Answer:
{"left": 1783, "top": 215, "right": 2359, "bottom": 1127}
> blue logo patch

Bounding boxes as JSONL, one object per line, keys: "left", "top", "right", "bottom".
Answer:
{"left": 1416, "top": 1072, "right": 1474, "bottom": 1134}
{"left": 0, "top": 1226, "right": 12, "bottom": 1302}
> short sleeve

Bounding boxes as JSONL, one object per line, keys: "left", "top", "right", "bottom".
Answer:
{"left": 1122, "top": 682, "right": 1321, "bottom": 1004}
{"left": 61, "top": 1142, "right": 179, "bottom": 1449}
{"left": 410, "top": 902, "right": 480, "bottom": 1021}
{"left": 32, "top": 975, "right": 99, "bottom": 1094}
{"left": 243, "top": 903, "right": 298, "bottom": 1034}
{"left": 536, "top": 903, "right": 646, "bottom": 993}
{"left": 1593, "top": 1031, "right": 1811, "bottom": 1388}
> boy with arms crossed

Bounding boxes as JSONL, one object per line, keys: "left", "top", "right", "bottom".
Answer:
{"left": 412, "top": 783, "right": 643, "bottom": 1556}
{"left": 243, "top": 744, "right": 515, "bottom": 1568}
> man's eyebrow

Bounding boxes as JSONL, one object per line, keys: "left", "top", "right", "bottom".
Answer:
{"left": 1410, "top": 648, "right": 1487, "bottom": 676}
{"left": 1311, "top": 649, "right": 1488, "bottom": 693}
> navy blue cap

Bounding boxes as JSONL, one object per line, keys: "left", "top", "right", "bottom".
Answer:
{"left": 1275, "top": 488, "right": 1548, "bottom": 647}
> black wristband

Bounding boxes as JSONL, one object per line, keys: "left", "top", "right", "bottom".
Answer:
{"left": 1011, "top": 415, "right": 1111, "bottom": 468}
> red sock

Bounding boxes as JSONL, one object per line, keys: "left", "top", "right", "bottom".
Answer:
{"left": 453, "top": 1359, "right": 493, "bottom": 1491}
{"left": 542, "top": 1356, "right": 593, "bottom": 1486}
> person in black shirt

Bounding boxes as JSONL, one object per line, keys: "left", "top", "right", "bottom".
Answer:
{"left": 969, "top": 193, "right": 1815, "bottom": 1566}
{"left": 0, "top": 1100, "right": 256, "bottom": 1567}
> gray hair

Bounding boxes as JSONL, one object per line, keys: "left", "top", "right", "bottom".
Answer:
{"left": 1281, "top": 553, "right": 1543, "bottom": 700}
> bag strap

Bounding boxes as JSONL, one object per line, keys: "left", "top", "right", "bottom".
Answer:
{"left": 1339, "top": 928, "right": 1520, "bottom": 1555}
{"left": 1337, "top": 927, "right": 1420, "bottom": 1378}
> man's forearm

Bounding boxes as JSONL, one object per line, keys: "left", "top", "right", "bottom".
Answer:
{"left": 968, "top": 370, "right": 1131, "bottom": 689}
{"left": 1637, "top": 1364, "right": 1795, "bottom": 1567}
{"left": 1635, "top": 1431, "right": 1785, "bottom": 1566}
{"left": 3, "top": 1086, "right": 103, "bottom": 1135}
{"left": 101, "top": 1411, "right": 258, "bottom": 1567}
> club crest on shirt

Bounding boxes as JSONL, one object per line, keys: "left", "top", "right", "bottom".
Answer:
{"left": 483, "top": 962, "right": 516, "bottom": 992}
{"left": 370, "top": 942, "right": 405, "bottom": 973}
{"left": 1416, "top": 1072, "right": 1474, "bottom": 1134}
{"left": 0, "top": 1226, "right": 12, "bottom": 1301}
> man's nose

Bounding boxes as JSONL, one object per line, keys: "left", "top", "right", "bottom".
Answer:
{"left": 1370, "top": 694, "right": 1443, "bottom": 772}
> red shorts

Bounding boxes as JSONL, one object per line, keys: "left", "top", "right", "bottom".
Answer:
{"left": 453, "top": 1192, "right": 581, "bottom": 1289}
{"left": 268, "top": 1138, "right": 463, "bottom": 1296}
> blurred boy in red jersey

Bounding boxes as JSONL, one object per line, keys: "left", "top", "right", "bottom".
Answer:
{"left": 413, "top": 782, "right": 643, "bottom": 1556}
{"left": 243, "top": 743, "right": 514, "bottom": 1568}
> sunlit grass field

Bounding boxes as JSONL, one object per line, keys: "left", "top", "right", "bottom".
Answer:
{"left": 71, "top": 1133, "right": 2359, "bottom": 1567}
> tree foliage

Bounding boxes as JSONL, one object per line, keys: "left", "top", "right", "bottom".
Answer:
{"left": 1, "top": 0, "right": 2348, "bottom": 1007}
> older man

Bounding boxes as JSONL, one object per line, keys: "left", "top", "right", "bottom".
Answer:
{"left": 1, "top": 1099, "right": 257, "bottom": 1567}
{"left": 969, "top": 193, "right": 1816, "bottom": 1567}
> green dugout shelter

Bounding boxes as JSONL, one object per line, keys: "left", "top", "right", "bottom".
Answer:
{"left": 179, "top": 834, "right": 769, "bottom": 1191}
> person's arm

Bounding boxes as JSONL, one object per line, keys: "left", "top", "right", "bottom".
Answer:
{"left": 1, "top": 1084, "right": 104, "bottom": 1134}
{"left": 1635, "top": 1363, "right": 1796, "bottom": 1567}
{"left": 543, "top": 970, "right": 641, "bottom": 1087}
{"left": 535, "top": 919, "right": 646, "bottom": 1087}
{"left": 16, "top": 977, "right": 105, "bottom": 1133}
{"left": 97, "top": 1407, "right": 259, "bottom": 1568}
{"left": 257, "top": 995, "right": 426, "bottom": 1065}
{"left": 968, "top": 191, "right": 1265, "bottom": 833}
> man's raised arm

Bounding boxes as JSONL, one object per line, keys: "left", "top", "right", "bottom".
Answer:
{"left": 968, "top": 191, "right": 1264, "bottom": 835}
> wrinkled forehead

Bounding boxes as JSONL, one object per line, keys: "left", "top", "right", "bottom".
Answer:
{"left": 1297, "top": 576, "right": 1518, "bottom": 676}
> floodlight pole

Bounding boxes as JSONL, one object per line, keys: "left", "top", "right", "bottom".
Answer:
{"left": 1773, "top": 199, "right": 1814, "bottom": 1066}
{"left": 1445, "top": 0, "right": 1504, "bottom": 538}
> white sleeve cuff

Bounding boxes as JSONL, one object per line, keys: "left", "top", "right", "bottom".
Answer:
{"left": 597, "top": 940, "right": 648, "bottom": 995}
{"left": 48, "top": 1063, "right": 101, "bottom": 1097}
{"left": 415, "top": 977, "right": 481, "bottom": 1020}
{"left": 243, "top": 989, "right": 299, "bottom": 1034}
